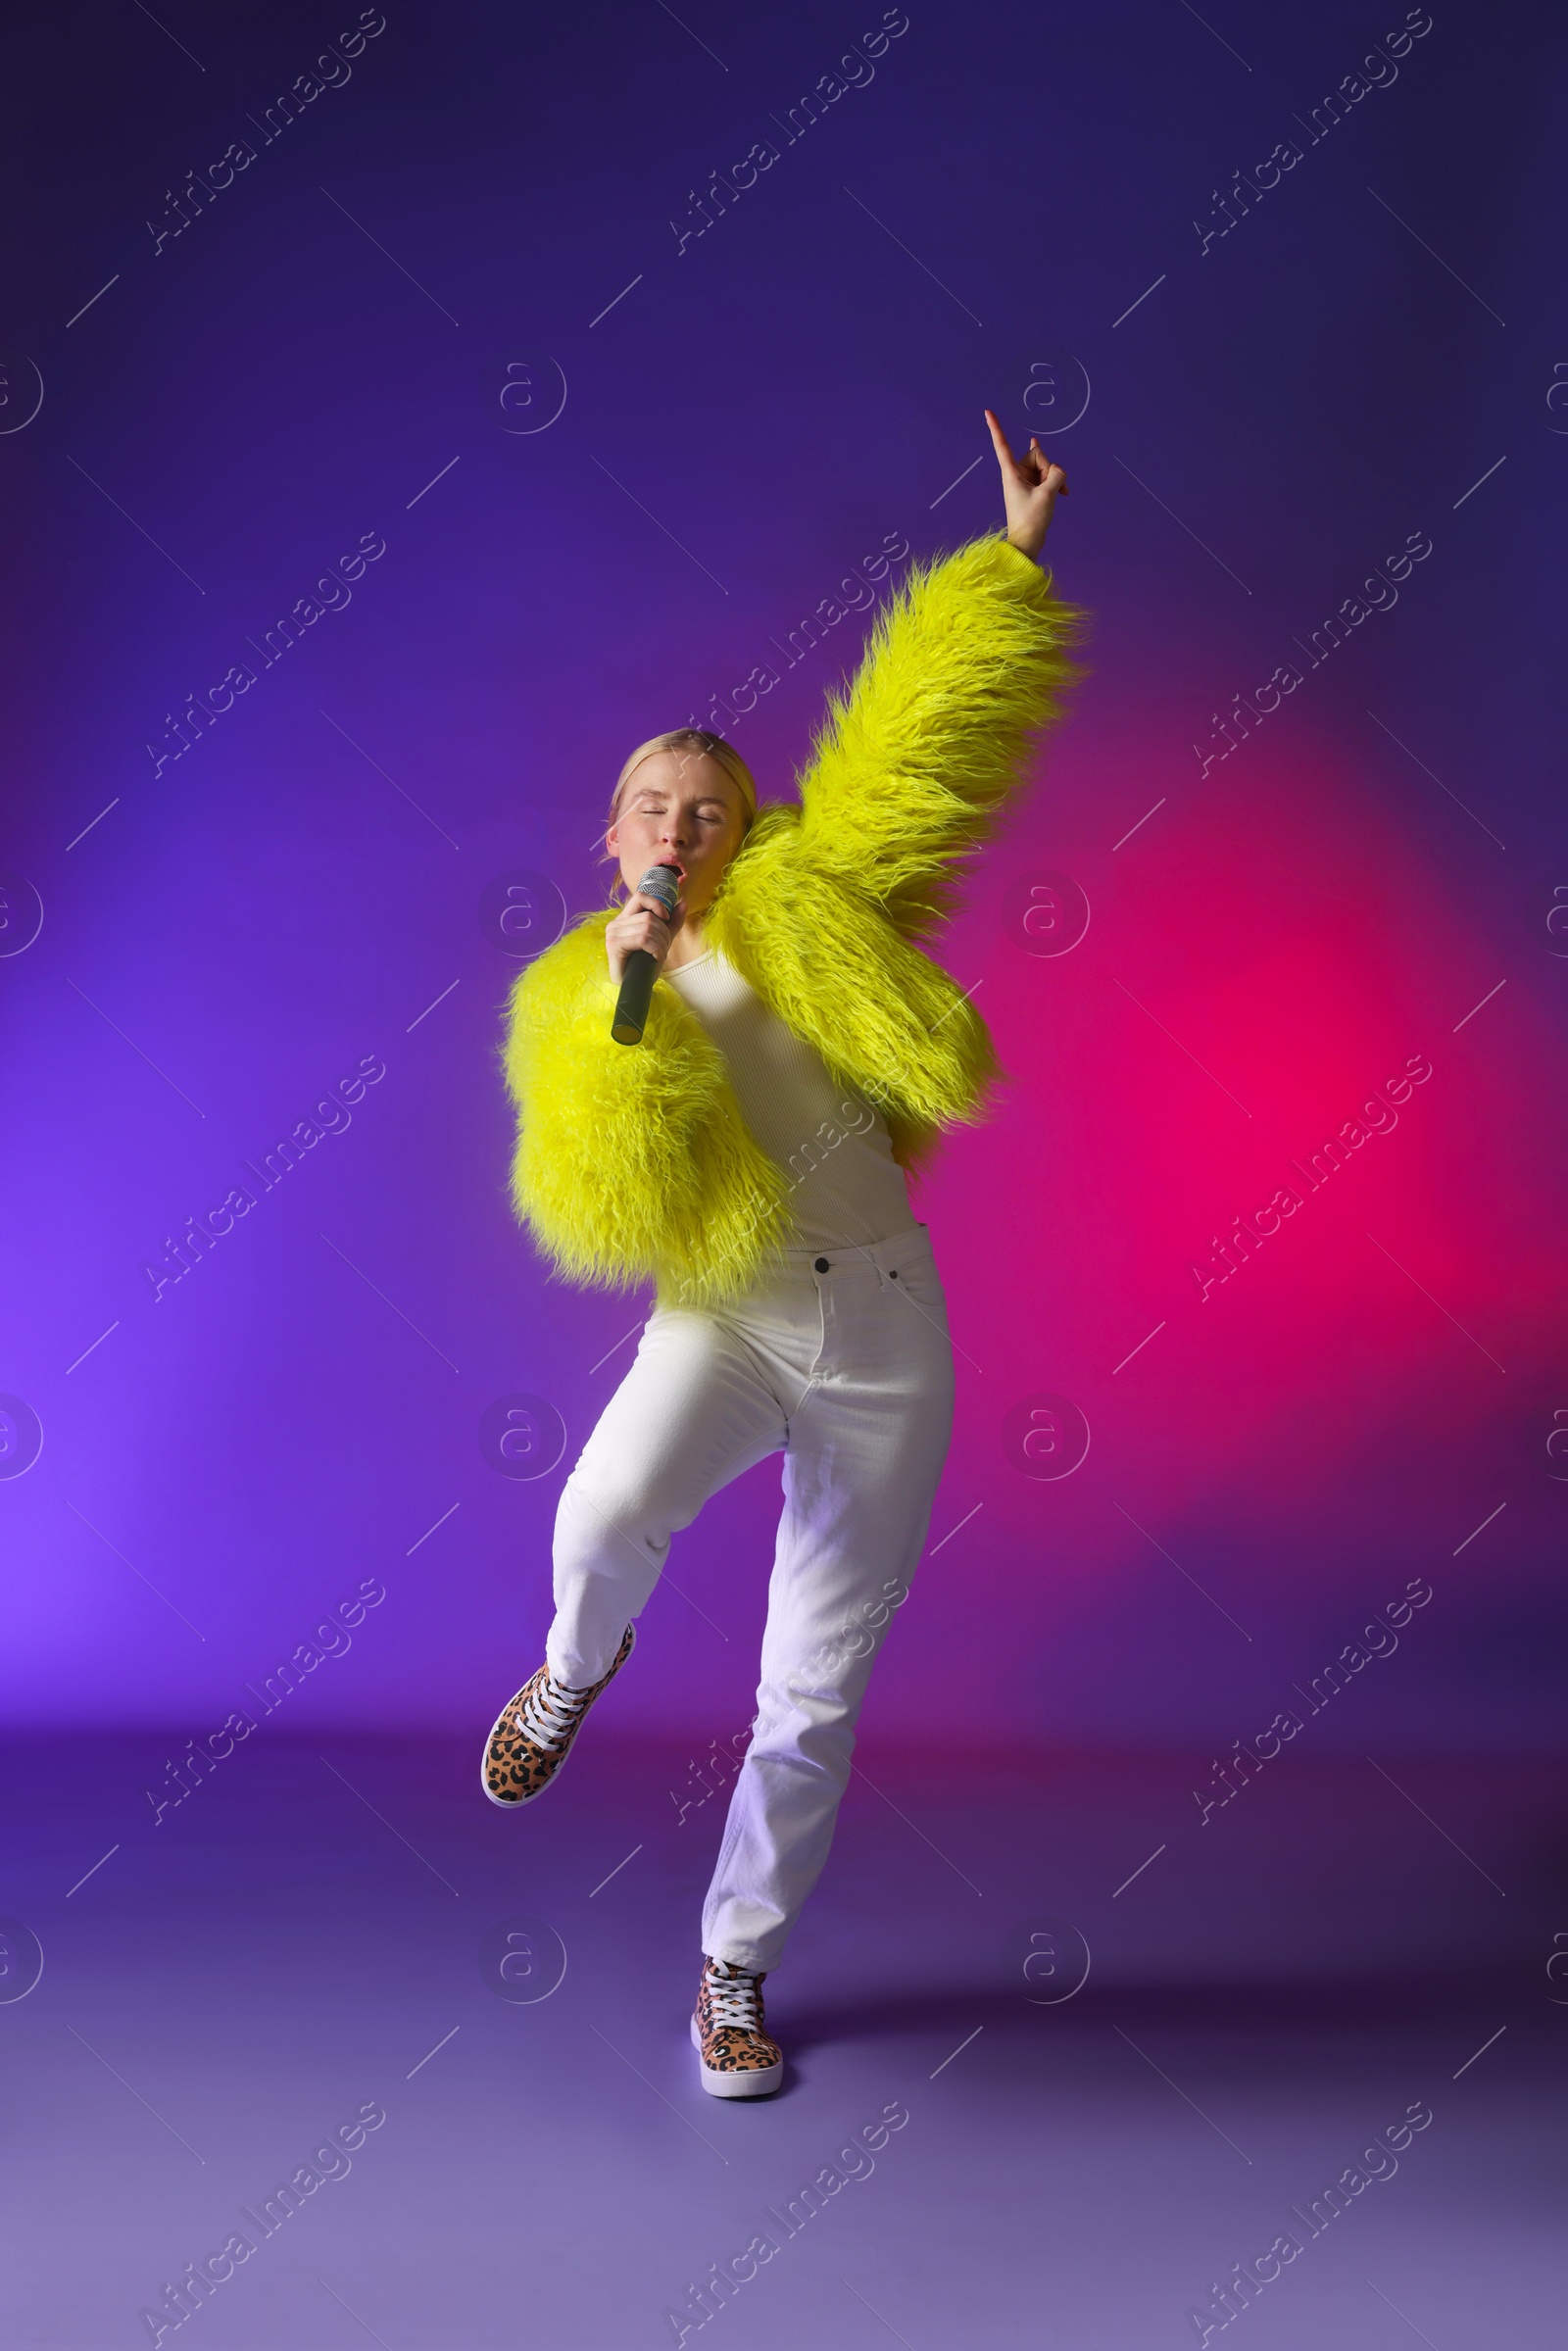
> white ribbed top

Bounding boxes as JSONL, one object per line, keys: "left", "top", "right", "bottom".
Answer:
{"left": 663, "top": 946, "right": 916, "bottom": 1251}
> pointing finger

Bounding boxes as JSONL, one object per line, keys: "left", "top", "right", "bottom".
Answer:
{"left": 983, "top": 407, "right": 1015, "bottom": 466}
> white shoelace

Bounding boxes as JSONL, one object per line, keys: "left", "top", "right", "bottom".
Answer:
{"left": 705, "top": 1966, "right": 763, "bottom": 2032}
{"left": 517, "top": 1670, "right": 589, "bottom": 1751}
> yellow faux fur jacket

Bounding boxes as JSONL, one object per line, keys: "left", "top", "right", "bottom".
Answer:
{"left": 499, "top": 530, "right": 1086, "bottom": 1306}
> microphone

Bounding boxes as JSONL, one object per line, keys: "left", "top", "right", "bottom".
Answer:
{"left": 611, "top": 859, "right": 683, "bottom": 1046}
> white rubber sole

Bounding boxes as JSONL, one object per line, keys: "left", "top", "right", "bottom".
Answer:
{"left": 690, "top": 2012, "right": 784, "bottom": 2098}
{"left": 479, "top": 1626, "right": 636, "bottom": 1810}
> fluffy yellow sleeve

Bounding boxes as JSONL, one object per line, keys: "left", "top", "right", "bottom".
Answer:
{"left": 796, "top": 532, "right": 1088, "bottom": 937}
{"left": 497, "top": 913, "right": 798, "bottom": 1305}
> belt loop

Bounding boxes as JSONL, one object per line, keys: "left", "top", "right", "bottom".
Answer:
{"left": 869, "top": 1238, "right": 893, "bottom": 1292}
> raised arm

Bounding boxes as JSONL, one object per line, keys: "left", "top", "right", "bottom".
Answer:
{"left": 795, "top": 413, "right": 1087, "bottom": 939}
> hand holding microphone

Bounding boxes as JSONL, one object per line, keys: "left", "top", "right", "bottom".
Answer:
{"left": 608, "top": 859, "right": 684, "bottom": 1045}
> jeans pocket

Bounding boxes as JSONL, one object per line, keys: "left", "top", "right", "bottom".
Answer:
{"left": 896, "top": 1254, "right": 950, "bottom": 1337}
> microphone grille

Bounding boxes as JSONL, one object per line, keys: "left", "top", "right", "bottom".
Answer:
{"left": 636, "top": 862, "right": 681, "bottom": 918}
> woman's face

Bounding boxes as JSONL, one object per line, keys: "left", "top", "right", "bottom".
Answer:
{"left": 606, "top": 749, "right": 749, "bottom": 915}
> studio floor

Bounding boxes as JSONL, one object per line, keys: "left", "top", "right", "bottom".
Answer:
{"left": 3, "top": 1730, "right": 1560, "bottom": 2349}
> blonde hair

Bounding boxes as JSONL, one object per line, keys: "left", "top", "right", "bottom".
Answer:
{"left": 603, "top": 729, "right": 758, "bottom": 900}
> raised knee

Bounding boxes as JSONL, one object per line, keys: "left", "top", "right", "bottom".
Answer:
{"left": 557, "top": 1466, "right": 668, "bottom": 1559}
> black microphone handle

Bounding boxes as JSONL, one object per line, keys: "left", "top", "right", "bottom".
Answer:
{"left": 612, "top": 947, "right": 659, "bottom": 1046}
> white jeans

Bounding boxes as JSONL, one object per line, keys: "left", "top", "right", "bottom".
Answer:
{"left": 548, "top": 1223, "right": 955, "bottom": 1973}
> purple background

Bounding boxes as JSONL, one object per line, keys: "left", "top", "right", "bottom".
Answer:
{"left": 6, "top": 0, "right": 1565, "bottom": 1754}
{"left": 3, "top": 6, "right": 1566, "bottom": 2346}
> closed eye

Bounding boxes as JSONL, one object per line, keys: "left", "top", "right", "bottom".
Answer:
{"left": 630, "top": 796, "right": 730, "bottom": 820}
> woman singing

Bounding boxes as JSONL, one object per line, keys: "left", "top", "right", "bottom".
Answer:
{"left": 483, "top": 411, "right": 1084, "bottom": 2097}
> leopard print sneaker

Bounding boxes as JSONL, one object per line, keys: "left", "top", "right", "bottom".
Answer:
{"left": 689, "top": 1956, "right": 784, "bottom": 2098}
{"left": 479, "top": 1623, "right": 635, "bottom": 1808}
